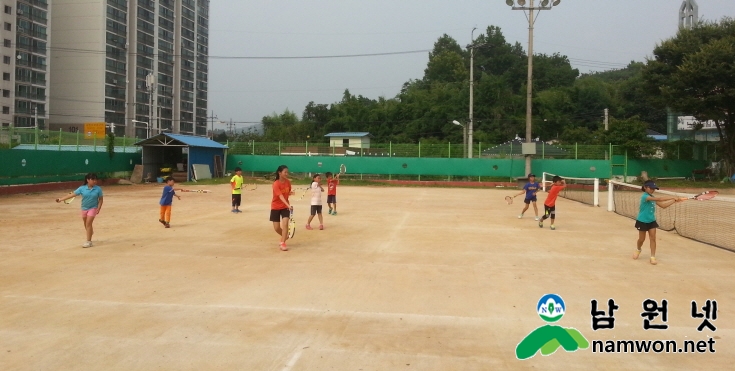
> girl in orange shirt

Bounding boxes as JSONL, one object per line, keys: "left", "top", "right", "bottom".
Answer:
{"left": 270, "top": 165, "right": 294, "bottom": 251}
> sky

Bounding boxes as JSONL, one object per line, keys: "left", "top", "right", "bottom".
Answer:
{"left": 208, "top": 0, "right": 735, "bottom": 132}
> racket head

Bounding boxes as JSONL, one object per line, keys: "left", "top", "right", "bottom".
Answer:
{"left": 244, "top": 183, "right": 257, "bottom": 191}
{"left": 298, "top": 187, "right": 309, "bottom": 200}
{"left": 287, "top": 208, "right": 295, "bottom": 238}
{"left": 63, "top": 192, "right": 76, "bottom": 204}
{"left": 693, "top": 190, "right": 718, "bottom": 200}
{"left": 505, "top": 196, "right": 513, "bottom": 205}
{"left": 339, "top": 164, "right": 346, "bottom": 175}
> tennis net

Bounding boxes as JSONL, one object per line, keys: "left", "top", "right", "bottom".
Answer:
{"left": 542, "top": 172, "right": 600, "bottom": 207}
{"left": 609, "top": 181, "right": 735, "bottom": 252}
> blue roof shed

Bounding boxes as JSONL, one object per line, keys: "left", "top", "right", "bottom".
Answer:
{"left": 135, "top": 133, "right": 228, "bottom": 181}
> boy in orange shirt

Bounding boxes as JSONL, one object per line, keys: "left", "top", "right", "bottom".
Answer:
{"left": 326, "top": 171, "right": 341, "bottom": 215}
{"left": 539, "top": 176, "right": 566, "bottom": 230}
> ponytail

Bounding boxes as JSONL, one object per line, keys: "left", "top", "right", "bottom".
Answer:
{"left": 275, "top": 165, "right": 288, "bottom": 181}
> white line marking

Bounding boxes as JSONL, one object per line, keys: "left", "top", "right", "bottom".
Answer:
{"left": 281, "top": 346, "right": 305, "bottom": 371}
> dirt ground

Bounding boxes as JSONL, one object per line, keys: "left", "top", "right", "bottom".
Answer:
{"left": 0, "top": 184, "right": 732, "bottom": 370}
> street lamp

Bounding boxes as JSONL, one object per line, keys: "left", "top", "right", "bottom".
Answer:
{"left": 131, "top": 119, "right": 150, "bottom": 138}
{"left": 452, "top": 120, "right": 467, "bottom": 158}
{"left": 506, "top": 0, "right": 561, "bottom": 175}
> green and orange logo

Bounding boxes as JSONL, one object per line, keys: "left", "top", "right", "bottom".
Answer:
{"left": 516, "top": 294, "right": 589, "bottom": 360}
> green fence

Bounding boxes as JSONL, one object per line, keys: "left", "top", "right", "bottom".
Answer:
{"left": 0, "top": 149, "right": 141, "bottom": 185}
{"left": 0, "top": 127, "right": 140, "bottom": 151}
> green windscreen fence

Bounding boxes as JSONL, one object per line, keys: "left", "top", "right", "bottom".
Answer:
{"left": 0, "top": 150, "right": 141, "bottom": 185}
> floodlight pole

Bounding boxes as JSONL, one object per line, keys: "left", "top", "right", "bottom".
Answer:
{"left": 468, "top": 27, "right": 477, "bottom": 159}
{"left": 509, "top": 0, "right": 561, "bottom": 175}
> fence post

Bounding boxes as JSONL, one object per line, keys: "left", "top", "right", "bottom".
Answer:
{"left": 8, "top": 124, "right": 13, "bottom": 147}
{"left": 624, "top": 149, "right": 628, "bottom": 183}
{"left": 542, "top": 142, "right": 545, "bottom": 159}
{"left": 510, "top": 142, "right": 513, "bottom": 159}
{"left": 333, "top": 143, "right": 335, "bottom": 157}
{"left": 93, "top": 136, "right": 97, "bottom": 152}
{"left": 34, "top": 124, "right": 38, "bottom": 150}
{"left": 389, "top": 141, "right": 392, "bottom": 157}
{"left": 360, "top": 141, "right": 363, "bottom": 157}
{"left": 76, "top": 130, "right": 80, "bottom": 151}
{"left": 58, "top": 128, "right": 62, "bottom": 151}
{"left": 279, "top": 141, "right": 281, "bottom": 156}
{"left": 448, "top": 142, "right": 451, "bottom": 158}
{"left": 575, "top": 143, "right": 578, "bottom": 160}
{"left": 677, "top": 144, "right": 680, "bottom": 160}
{"left": 252, "top": 140, "right": 255, "bottom": 155}
{"left": 478, "top": 142, "right": 481, "bottom": 158}
{"left": 418, "top": 141, "right": 421, "bottom": 158}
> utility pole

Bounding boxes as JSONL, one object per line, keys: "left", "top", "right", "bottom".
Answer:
{"left": 146, "top": 73, "right": 155, "bottom": 138}
{"left": 507, "top": 0, "right": 562, "bottom": 175}
{"left": 468, "top": 27, "right": 477, "bottom": 159}
{"left": 208, "top": 110, "right": 218, "bottom": 139}
{"left": 604, "top": 108, "right": 609, "bottom": 131}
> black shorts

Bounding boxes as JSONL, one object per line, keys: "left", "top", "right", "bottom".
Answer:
{"left": 544, "top": 205, "right": 556, "bottom": 219}
{"left": 269, "top": 208, "right": 290, "bottom": 222}
{"left": 635, "top": 220, "right": 659, "bottom": 231}
{"left": 310, "top": 205, "right": 323, "bottom": 215}
{"left": 327, "top": 195, "right": 336, "bottom": 204}
{"left": 232, "top": 194, "right": 241, "bottom": 207}
{"left": 524, "top": 196, "right": 537, "bottom": 204}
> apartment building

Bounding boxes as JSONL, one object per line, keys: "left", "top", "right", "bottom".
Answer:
{"left": 1, "top": 0, "right": 51, "bottom": 129}
{"left": 51, "top": 0, "right": 209, "bottom": 138}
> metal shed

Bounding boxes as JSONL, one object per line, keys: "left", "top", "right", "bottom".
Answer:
{"left": 135, "top": 133, "right": 228, "bottom": 181}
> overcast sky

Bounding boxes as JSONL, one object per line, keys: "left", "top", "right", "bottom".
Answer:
{"left": 208, "top": 0, "right": 735, "bottom": 131}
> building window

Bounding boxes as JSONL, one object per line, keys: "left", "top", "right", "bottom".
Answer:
{"left": 2, "top": 73, "right": 9, "bottom": 81}
{"left": 3, "top": 56, "right": 9, "bottom": 64}
{"left": 2, "top": 89, "right": 9, "bottom": 97}
{"left": 4, "top": 6, "right": 11, "bottom": 15}
{"left": 2, "top": 106, "right": 9, "bottom": 114}
{"left": 3, "top": 23, "right": 10, "bottom": 31}
{"left": 3, "top": 39, "right": 10, "bottom": 48}
{"left": 342, "top": 139, "right": 349, "bottom": 147}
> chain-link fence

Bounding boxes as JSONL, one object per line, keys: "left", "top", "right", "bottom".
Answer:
{"left": 0, "top": 127, "right": 141, "bottom": 152}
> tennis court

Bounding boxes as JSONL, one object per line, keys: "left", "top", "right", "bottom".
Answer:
{"left": 0, "top": 183, "right": 732, "bottom": 370}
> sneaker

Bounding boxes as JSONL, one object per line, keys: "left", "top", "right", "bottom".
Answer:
{"left": 319, "top": 225, "right": 324, "bottom": 230}
{"left": 332, "top": 212, "right": 337, "bottom": 216}
{"left": 550, "top": 225, "right": 556, "bottom": 230}
{"left": 82, "top": 241, "right": 92, "bottom": 248}
{"left": 518, "top": 214, "right": 523, "bottom": 219}
{"left": 305, "top": 224, "right": 313, "bottom": 230}
{"left": 534, "top": 217, "right": 539, "bottom": 221}
{"left": 159, "top": 219, "right": 166, "bottom": 226}
{"left": 165, "top": 222, "right": 171, "bottom": 228}
{"left": 279, "top": 242, "right": 288, "bottom": 251}
{"left": 538, "top": 221, "right": 544, "bottom": 228}
{"left": 328, "top": 208, "right": 333, "bottom": 214}
{"left": 633, "top": 249, "right": 642, "bottom": 260}
{"left": 231, "top": 209, "right": 236, "bottom": 213}
{"left": 650, "top": 257, "right": 658, "bottom": 265}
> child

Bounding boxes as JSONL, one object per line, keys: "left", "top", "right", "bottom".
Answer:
{"left": 159, "top": 177, "right": 181, "bottom": 228}
{"left": 306, "top": 174, "right": 325, "bottom": 230}
{"left": 538, "top": 176, "right": 565, "bottom": 230}
{"left": 326, "top": 171, "right": 341, "bottom": 215}
{"left": 514, "top": 173, "right": 540, "bottom": 220}
{"left": 270, "top": 165, "right": 295, "bottom": 251}
{"left": 231, "top": 167, "right": 244, "bottom": 213}
{"left": 633, "top": 180, "right": 681, "bottom": 265}
{"left": 55, "top": 173, "right": 104, "bottom": 248}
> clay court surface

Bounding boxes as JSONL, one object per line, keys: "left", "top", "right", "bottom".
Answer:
{"left": 0, "top": 184, "right": 732, "bottom": 370}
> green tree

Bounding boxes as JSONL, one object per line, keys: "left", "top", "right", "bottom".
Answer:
{"left": 596, "top": 117, "right": 656, "bottom": 158}
{"left": 642, "top": 17, "right": 735, "bottom": 173}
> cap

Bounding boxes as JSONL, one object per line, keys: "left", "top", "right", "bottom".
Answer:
{"left": 528, "top": 173, "right": 536, "bottom": 178}
{"left": 643, "top": 180, "right": 659, "bottom": 190}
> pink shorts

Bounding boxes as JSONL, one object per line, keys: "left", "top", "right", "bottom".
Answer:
{"left": 80, "top": 208, "right": 98, "bottom": 217}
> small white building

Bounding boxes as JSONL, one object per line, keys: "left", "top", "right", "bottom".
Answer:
{"left": 325, "top": 132, "right": 372, "bottom": 148}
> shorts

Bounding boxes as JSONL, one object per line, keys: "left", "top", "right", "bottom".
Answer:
{"left": 80, "top": 208, "right": 98, "bottom": 217}
{"left": 269, "top": 208, "right": 290, "bottom": 222}
{"left": 232, "top": 194, "right": 241, "bottom": 207}
{"left": 524, "top": 196, "right": 537, "bottom": 204}
{"left": 327, "top": 195, "right": 336, "bottom": 204}
{"left": 310, "top": 205, "right": 323, "bottom": 215}
{"left": 544, "top": 205, "right": 556, "bottom": 219}
{"left": 635, "top": 220, "right": 659, "bottom": 231}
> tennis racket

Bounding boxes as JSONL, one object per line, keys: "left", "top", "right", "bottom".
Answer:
{"left": 505, "top": 196, "right": 513, "bottom": 205}
{"left": 287, "top": 207, "right": 296, "bottom": 239}
{"left": 243, "top": 183, "right": 257, "bottom": 191}
{"left": 177, "top": 189, "right": 212, "bottom": 193}
{"left": 58, "top": 192, "right": 75, "bottom": 204}
{"left": 297, "top": 187, "right": 311, "bottom": 201}
{"left": 680, "top": 190, "right": 718, "bottom": 201}
{"left": 338, "top": 164, "right": 346, "bottom": 177}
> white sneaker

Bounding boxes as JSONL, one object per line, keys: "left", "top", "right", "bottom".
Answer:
{"left": 535, "top": 217, "right": 539, "bottom": 221}
{"left": 82, "top": 241, "right": 92, "bottom": 248}
{"left": 518, "top": 214, "right": 523, "bottom": 219}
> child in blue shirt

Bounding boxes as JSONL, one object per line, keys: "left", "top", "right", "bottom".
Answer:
{"left": 159, "top": 177, "right": 181, "bottom": 228}
{"left": 633, "top": 180, "right": 681, "bottom": 265}
{"left": 513, "top": 173, "right": 540, "bottom": 221}
{"left": 56, "top": 173, "right": 104, "bottom": 248}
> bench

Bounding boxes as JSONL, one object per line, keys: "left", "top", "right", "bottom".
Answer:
{"left": 691, "top": 168, "right": 713, "bottom": 182}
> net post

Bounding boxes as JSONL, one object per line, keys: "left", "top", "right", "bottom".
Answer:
{"left": 594, "top": 178, "right": 600, "bottom": 207}
{"left": 542, "top": 172, "right": 547, "bottom": 192}
{"left": 607, "top": 180, "right": 614, "bottom": 212}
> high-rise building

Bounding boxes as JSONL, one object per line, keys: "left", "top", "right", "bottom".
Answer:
{"left": 1, "top": 0, "right": 51, "bottom": 129}
{"left": 679, "top": 0, "right": 699, "bottom": 29}
{"left": 50, "top": 0, "right": 209, "bottom": 138}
